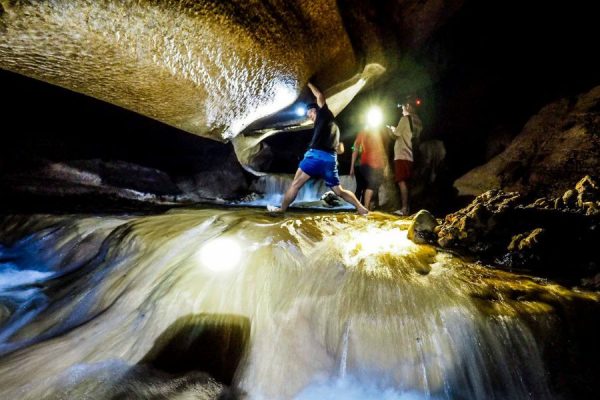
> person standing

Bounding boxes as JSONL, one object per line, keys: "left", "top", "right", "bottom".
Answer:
{"left": 270, "top": 82, "right": 368, "bottom": 215}
{"left": 350, "top": 138, "right": 366, "bottom": 203}
{"left": 350, "top": 127, "right": 386, "bottom": 210}
{"left": 387, "top": 101, "right": 422, "bottom": 215}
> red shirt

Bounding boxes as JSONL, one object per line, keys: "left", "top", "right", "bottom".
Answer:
{"left": 354, "top": 130, "right": 386, "bottom": 169}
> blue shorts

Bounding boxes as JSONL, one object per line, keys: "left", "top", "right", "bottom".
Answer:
{"left": 299, "top": 149, "right": 340, "bottom": 187}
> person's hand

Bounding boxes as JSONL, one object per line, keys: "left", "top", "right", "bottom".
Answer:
{"left": 349, "top": 166, "right": 355, "bottom": 177}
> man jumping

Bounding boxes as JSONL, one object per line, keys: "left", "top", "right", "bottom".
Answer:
{"left": 271, "top": 82, "right": 368, "bottom": 215}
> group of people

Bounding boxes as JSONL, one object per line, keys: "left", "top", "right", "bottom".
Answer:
{"left": 271, "top": 82, "right": 422, "bottom": 216}
{"left": 352, "top": 101, "right": 422, "bottom": 215}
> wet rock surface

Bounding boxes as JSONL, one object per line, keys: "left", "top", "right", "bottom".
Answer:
{"left": 0, "top": 157, "right": 249, "bottom": 213}
{"left": 434, "top": 176, "right": 600, "bottom": 286}
{"left": 0, "top": 0, "right": 462, "bottom": 143}
{"left": 407, "top": 209, "right": 438, "bottom": 244}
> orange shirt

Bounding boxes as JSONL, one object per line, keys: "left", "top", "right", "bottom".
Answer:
{"left": 354, "top": 130, "right": 386, "bottom": 169}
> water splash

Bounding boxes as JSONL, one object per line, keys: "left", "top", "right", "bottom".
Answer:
{"left": 339, "top": 319, "right": 351, "bottom": 379}
{"left": 241, "top": 174, "right": 356, "bottom": 209}
{"left": 0, "top": 209, "right": 597, "bottom": 399}
{"left": 295, "top": 376, "right": 441, "bottom": 400}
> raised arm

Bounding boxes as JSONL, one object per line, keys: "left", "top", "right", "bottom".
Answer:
{"left": 307, "top": 82, "right": 326, "bottom": 108}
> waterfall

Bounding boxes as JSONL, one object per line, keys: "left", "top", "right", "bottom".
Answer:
{"left": 0, "top": 210, "right": 598, "bottom": 399}
{"left": 242, "top": 174, "right": 356, "bottom": 207}
{"left": 339, "top": 319, "right": 351, "bottom": 379}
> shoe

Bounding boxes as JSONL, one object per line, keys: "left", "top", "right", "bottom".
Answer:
{"left": 267, "top": 205, "right": 282, "bottom": 212}
{"left": 393, "top": 209, "right": 409, "bottom": 216}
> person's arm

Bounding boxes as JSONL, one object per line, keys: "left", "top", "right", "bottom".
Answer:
{"left": 336, "top": 142, "right": 345, "bottom": 155}
{"left": 385, "top": 124, "right": 396, "bottom": 139}
{"left": 350, "top": 145, "right": 358, "bottom": 176}
{"left": 350, "top": 134, "right": 362, "bottom": 174}
{"left": 307, "top": 82, "right": 326, "bottom": 108}
{"left": 392, "top": 117, "right": 409, "bottom": 137}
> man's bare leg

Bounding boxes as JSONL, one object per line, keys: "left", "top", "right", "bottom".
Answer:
{"left": 397, "top": 181, "right": 409, "bottom": 214}
{"left": 364, "top": 188, "right": 374, "bottom": 210}
{"left": 274, "top": 169, "right": 312, "bottom": 212}
{"left": 332, "top": 185, "right": 369, "bottom": 215}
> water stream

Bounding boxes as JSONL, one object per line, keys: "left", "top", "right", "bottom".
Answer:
{"left": 0, "top": 209, "right": 597, "bottom": 399}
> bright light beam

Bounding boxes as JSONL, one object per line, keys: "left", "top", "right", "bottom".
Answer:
{"left": 295, "top": 105, "right": 306, "bottom": 117}
{"left": 366, "top": 106, "right": 383, "bottom": 128}
{"left": 198, "top": 238, "right": 242, "bottom": 272}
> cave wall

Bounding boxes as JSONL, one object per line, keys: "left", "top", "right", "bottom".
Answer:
{"left": 1, "top": 0, "right": 598, "bottom": 209}
{"left": 0, "top": 0, "right": 363, "bottom": 141}
{"left": 455, "top": 86, "right": 600, "bottom": 198}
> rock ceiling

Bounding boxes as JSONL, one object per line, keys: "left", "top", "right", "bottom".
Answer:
{"left": 0, "top": 1, "right": 462, "bottom": 141}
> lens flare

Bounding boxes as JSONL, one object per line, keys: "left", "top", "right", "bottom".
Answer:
{"left": 198, "top": 238, "right": 242, "bottom": 272}
{"left": 296, "top": 105, "right": 306, "bottom": 117}
{"left": 366, "top": 106, "right": 383, "bottom": 128}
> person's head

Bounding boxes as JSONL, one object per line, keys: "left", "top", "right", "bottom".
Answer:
{"left": 400, "top": 102, "right": 414, "bottom": 116}
{"left": 306, "top": 102, "right": 319, "bottom": 122}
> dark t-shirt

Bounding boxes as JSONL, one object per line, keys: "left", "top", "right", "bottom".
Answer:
{"left": 309, "top": 104, "right": 339, "bottom": 153}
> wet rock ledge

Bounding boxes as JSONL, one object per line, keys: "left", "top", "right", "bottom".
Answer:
{"left": 411, "top": 176, "right": 600, "bottom": 288}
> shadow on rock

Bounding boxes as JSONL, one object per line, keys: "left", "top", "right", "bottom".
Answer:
{"left": 140, "top": 313, "right": 250, "bottom": 387}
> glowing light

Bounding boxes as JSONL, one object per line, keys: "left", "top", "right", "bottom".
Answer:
{"left": 198, "top": 238, "right": 242, "bottom": 272}
{"left": 295, "top": 105, "right": 306, "bottom": 117}
{"left": 415, "top": 98, "right": 422, "bottom": 106}
{"left": 227, "top": 82, "right": 297, "bottom": 137}
{"left": 366, "top": 106, "right": 383, "bottom": 128}
{"left": 340, "top": 227, "right": 414, "bottom": 269}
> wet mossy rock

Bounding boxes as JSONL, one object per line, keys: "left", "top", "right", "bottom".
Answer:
{"left": 407, "top": 209, "right": 438, "bottom": 244}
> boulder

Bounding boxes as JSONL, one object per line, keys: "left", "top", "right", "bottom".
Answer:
{"left": 321, "top": 191, "right": 344, "bottom": 207}
{"left": 407, "top": 209, "right": 438, "bottom": 244}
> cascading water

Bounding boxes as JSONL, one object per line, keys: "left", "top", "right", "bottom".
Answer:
{"left": 242, "top": 175, "right": 356, "bottom": 208}
{"left": 0, "top": 209, "right": 598, "bottom": 399}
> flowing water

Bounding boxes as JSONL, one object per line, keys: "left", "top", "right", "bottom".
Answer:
{"left": 241, "top": 174, "right": 356, "bottom": 209}
{"left": 0, "top": 208, "right": 598, "bottom": 399}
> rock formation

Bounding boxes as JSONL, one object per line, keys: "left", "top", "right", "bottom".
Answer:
{"left": 435, "top": 176, "right": 600, "bottom": 287}
{"left": 1, "top": 1, "right": 597, "bottom": 209}
{"left": 455, "top": 86, "right": 600, "bottom": 199}
{"left": 0, "top": 157, "right": 249, "bottom": 212}
{"left": 407, "top": 209, "right": 438, "bottom": 244}
{"left": 0, "top": 0, "right": 467, "bottom": 173}
{"left": 0, "top": 0, "right": 461, "bottom": 140}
